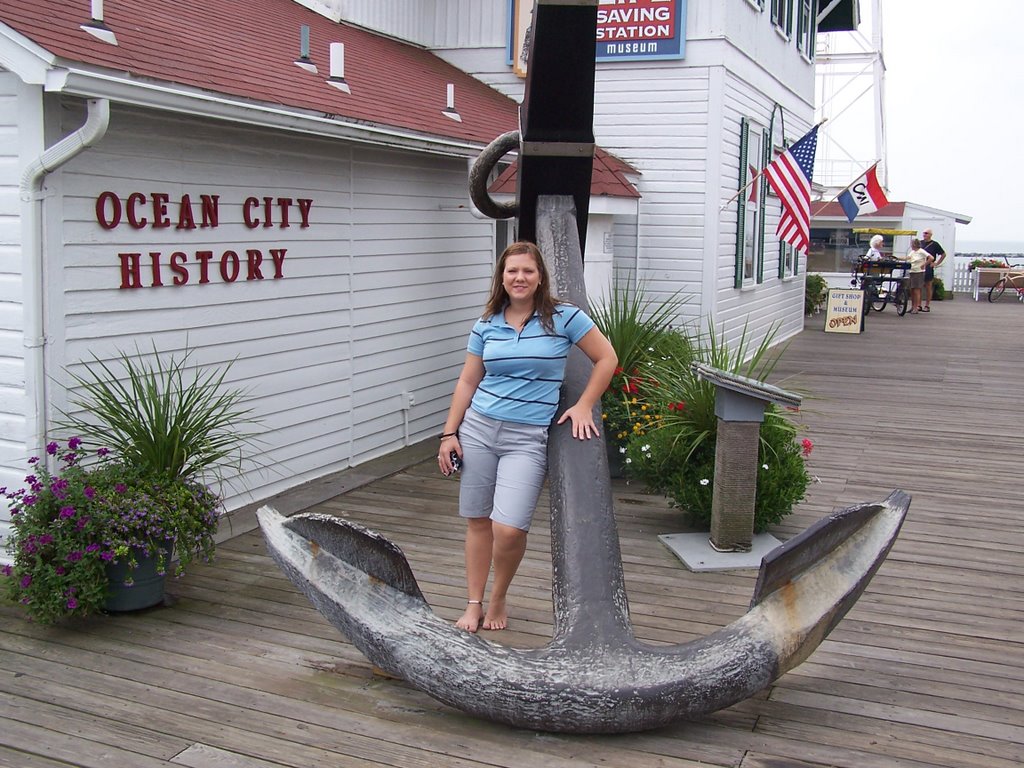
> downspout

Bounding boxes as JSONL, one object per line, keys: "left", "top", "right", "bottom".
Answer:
{"left": 18, "top": 98, "right": 110, "bottom": 455}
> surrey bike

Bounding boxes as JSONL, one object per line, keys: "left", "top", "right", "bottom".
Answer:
{"left": 851, "top": 256, "right": 909, "bottom": 316}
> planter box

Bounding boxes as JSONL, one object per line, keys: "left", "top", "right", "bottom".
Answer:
{"left": 973, "top": 268, "right": 1022, "bottom": 288}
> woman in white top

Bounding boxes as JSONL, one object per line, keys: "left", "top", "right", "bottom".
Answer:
{"left": 902, "top": 237, "right": 934, "bottom": 314}
{"left": 865, "top": 234, "right": 884, "bottom": 261}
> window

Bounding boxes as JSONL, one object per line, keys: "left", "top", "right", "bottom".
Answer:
{"left": 771, "top": 0, "right": 793, "bottom": 37}
{"left": 779, "top": 241, "right": 798, "bottom": 278}
{"left": 796, "top": 0, "right": 816, "bottom": 59}
{"left": 735, "top": 118, "right": 770, "bottom": 287}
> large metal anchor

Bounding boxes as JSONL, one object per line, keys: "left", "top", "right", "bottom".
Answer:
{"left": 257, "top": 195, "right": 909, "bottom": 733}
{"left": 257, "top": 1, "right": 910, "bottom": 733}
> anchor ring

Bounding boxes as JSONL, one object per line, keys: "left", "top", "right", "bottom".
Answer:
{"left": 468, "top": 130, "right": 520, "bottom": 220}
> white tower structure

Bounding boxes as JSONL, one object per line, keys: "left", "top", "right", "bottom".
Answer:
{"left": 814, "top": 0, "right": 887, "bottom": 194}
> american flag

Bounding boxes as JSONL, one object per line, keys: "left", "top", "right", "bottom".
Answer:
{"left": 762, "top": 125, "right": 819, "bottom": 255}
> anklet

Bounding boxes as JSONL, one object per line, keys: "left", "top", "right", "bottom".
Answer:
{"left": 467, "top": 600, "right": 483, "bottom": 605}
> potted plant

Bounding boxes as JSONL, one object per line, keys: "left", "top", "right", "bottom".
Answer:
{"left": 804, "top": 273, "right": 829, "bottom": 315}
{"left": 2, "top": 438, "right": 219, "bottom": 622}
{"left": 2, "top": 347, "right": 253, "bottom": 623}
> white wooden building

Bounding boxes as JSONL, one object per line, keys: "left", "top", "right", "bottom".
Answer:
{"left": 0, "top": 0, "right": 857, "bottom": 541}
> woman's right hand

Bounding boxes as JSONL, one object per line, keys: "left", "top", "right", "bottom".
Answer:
{"left": 438, "top": 436, "right": 462, "bottom": 476}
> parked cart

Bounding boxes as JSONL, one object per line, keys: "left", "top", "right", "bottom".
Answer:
{"left": 851, "top": 257, "right": 909, "bottom": 316}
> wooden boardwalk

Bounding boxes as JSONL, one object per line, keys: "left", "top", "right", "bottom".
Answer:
{"left": 2, "top": 296, "right": 1022, "bottom": 767}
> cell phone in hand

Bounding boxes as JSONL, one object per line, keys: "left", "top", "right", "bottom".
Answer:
{"left": 449, "top": 451, "right": 462, "bottom": 473}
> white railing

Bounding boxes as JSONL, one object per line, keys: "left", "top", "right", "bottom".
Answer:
{"left": 952, "top": 258, "right": 973, "bottom": 294}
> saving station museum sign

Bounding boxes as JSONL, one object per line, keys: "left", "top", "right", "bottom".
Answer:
{"left": 509, "top": 0, "right": 686, "bottom": 76}
{"left": 93, "top": 191, "right": 313, "bottom": 290}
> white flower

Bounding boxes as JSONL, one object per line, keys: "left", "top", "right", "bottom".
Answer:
{"left": 762, "top": 463, "right": 769, "bottom": 470}
{"left": 648, "top": 346, "right": 655, "bottom": 351}
{"left": 700, "top": 478, "right": 709, "bottom": 486}
{"left": 625, "top": 458, "right": 632, "bottom": 464}
{"left": 619, "top": 446, "right": 627, "bottom": 454}
{"left": 641, "top": 444, "right": 650, "bottom": 452}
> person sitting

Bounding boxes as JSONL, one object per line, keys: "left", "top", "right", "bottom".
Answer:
{"left": 865, "top": 234, "right": 884, "bottom": 261}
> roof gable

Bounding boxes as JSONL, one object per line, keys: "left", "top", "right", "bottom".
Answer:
{"left": 490, "top": 147, "right": 641, "bottom": 200}
{"left": 0, "top": 0, "right": 518, "bottom": 147}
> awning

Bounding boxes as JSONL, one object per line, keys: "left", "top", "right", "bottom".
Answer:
{"left": 852, "top": 228, "right": 916, "bottom": 236}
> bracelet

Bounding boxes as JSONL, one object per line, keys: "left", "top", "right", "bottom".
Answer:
{"left": 439, "top": 432, "right": 458, "bottom": 439}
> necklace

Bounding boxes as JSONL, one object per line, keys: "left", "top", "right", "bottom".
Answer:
{"left": 506, "top": 307, "right": 532, "bottom": 330}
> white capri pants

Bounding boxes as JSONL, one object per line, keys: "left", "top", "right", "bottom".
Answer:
{"left": 458, "top": 408, "right": 548, "bottom": 531}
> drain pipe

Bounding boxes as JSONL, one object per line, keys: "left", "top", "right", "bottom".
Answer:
{"left": 18, "top": 98, "right": 110, "bottom": 455}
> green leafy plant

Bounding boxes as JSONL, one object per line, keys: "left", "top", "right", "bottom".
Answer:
{"left": 931, "top": 276, "right": 945, "bottom": 301}
{"left": 804, "top": 273, "right": 829, "bottom": 315}
{"left": 622, "top": 322, "right": 811, "bottom": 532}
{"left": 592, "top": 277, "right": 691, "bottom": 449}
{"left": 2, "top": 439, "right": 218, "bottom": 624}
{"left": 58, "top": 346, "right": 255, "bottom": 483}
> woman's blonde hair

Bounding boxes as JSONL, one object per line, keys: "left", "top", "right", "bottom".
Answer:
{"left": 870, "top": 234, "right": 884, "bottom": 248}
{"left": 483, "top": 241, "right": 559, "bottom": 333}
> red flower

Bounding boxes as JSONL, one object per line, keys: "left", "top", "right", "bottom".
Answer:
{"left": 801, "top": 438, "right": 813, "bottom": 457}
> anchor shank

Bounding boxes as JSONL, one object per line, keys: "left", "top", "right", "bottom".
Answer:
{"left": 537, "top": 196, "right": 633, "bottom": 645}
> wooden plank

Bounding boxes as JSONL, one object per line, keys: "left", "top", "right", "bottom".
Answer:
{"left": 1, "top": 299, "right": 1022, "bottom": 767}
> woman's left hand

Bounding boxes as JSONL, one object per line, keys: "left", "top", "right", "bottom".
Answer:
{"left": 556, "top": 403, "right": 600, "bottom": 440}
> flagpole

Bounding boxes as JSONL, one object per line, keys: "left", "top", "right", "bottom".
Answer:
{"left": 809, "top": 160, "right": 881, "bottom": 217}
{"left": 718, "top": 118, "right": 829, "bottom": 213}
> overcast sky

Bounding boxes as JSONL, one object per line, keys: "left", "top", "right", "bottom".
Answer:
{"left": 881, "top": 1, "right": 1021, "bottom": 244}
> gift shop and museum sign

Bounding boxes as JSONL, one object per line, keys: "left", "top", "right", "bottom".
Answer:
{"left": 93, "top": 191, "right": 314, "bottom": 290}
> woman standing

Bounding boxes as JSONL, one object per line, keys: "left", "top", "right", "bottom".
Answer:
{"left": 902, "top": 237, "right": 933, "bottom": 314}
{"left": 438, "top": 241, "right": 617, "bottom": 633}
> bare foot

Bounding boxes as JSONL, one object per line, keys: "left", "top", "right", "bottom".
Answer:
{"left": 455, "top": 600, "right": 484, "bottom": 633}
{"left": 483, "top": 597, "right": 508, "bottom": 631}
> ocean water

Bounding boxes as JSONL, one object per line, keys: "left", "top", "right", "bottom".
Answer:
{"left": 957, "top": 240, "right": 1024, "bottom": 255}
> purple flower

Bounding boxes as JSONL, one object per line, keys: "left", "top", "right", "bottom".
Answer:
{"left": 76, "top": 518, "right": 89, "bottom": 530}
{"left": 84, "top": 486, "right": 96, "bottom": 499}
{"left": 1, "top": 564, "right": 11, "bottom": 577}
{"left": 22, "top": 495, "right": 36, "bottom": 506}
{"left": 20, "top": 574, "right": 32, "bottom": 588}
{"left": 66, "top": 598, "right": 78, "bottom": 610}
{"left": 24, "top": 474, "right": 37, "bottom": 486}
{"left": 55, "top": 566, "right": 66, "bottom": 575}
{"left": 86, "top": 543, "right": 100, "bottom": 553}
{"left": 66, "top": 551, "right": 83, "bottom": 562}
{"left": 46, "top": 441, "right": 58, "bottom": 455}
{"left": 97, "top": 447, "right": 110, "bottom": 457}
{"left": 59, "top": 506, "right": 76, "bottom": 519}
{"left": 115, "top": 483, "right": 127, "bottom": 494}
{"left": 27, "top": 456, "right": 39, "bottom": 465}
{"left": 39, "top": 534, "right": 53, "bottom": 546}
{"left": 68, "top": 436, "right": 82, "bottom": 450}
{"left": 100, "top": 551, "right": 114, "bottom": 562}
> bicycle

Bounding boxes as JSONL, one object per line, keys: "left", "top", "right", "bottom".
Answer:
{"left": 986, "top": 260, "right": 1024, "bottom": 302}
{"left": 852, "top": 257, "right": 910, "bottom": 316}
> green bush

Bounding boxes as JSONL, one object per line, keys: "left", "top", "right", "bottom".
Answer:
{"left": 626, "top": 411, "right": 810, "bottom": 532}
{"left": 931, "top": 276, "right": 945, "bottom": 301}
{"left": 804, "top": 273, "right": 829, "bottom": 315}
{"left": 620, "top": 321, "right": 812, "bottom": 532}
